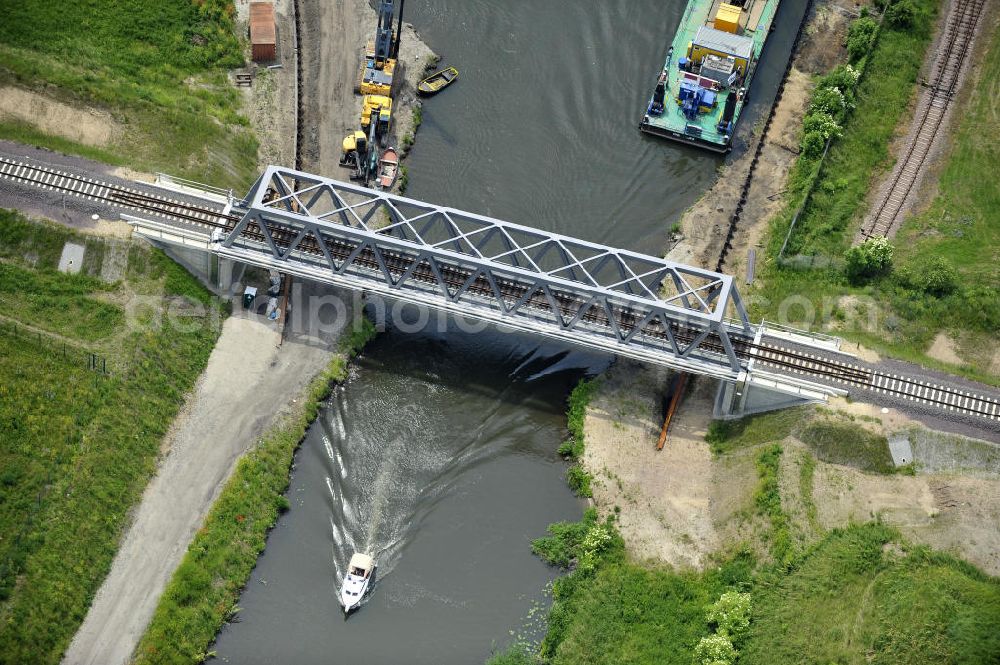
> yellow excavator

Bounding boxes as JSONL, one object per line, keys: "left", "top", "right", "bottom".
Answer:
{"left": 360, "top": 94, "right": 392, "bottom": 141}
{"left": 340, "top": 104, "right": 385, "bottom": 185}
{"left": 356, "top": 0, "right": 404, "bottom": 97}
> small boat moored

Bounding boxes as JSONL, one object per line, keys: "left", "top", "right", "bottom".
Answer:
{"left": 340, "top": 552, "right": 376, "bottom": 613}
{"left": 377, "top": 147, "right": 399, "bottom": 190}
{"left": 417, "top": 66, "right": 459, "bottom": 96}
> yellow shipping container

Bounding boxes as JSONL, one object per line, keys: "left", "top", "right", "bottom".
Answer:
{"left": 714, "top": 4, "right": 742, "bottom": 34}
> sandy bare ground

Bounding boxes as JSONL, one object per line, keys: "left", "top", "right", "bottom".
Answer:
{"left": 236, "top": 0, "right": 298, "bottom": 171}
{"left": 62, "top": 310, "right": 338, "bottom": 665}
{"left": 583, "top": 360, "right": 1000, "bottom": 572}
{"left": 0, "top": 86, "right": 122, "bottom": 147}
{"left": 807, "top": 445, "right": 1000, "bottom": 575}
{"left": 582, "top": 362, "right": 755, "bottom": 568}
{"left": 298, "top": 0, "right": 434, "bottom": 175}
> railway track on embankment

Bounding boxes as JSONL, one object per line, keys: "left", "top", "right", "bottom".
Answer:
{"left": 858, "top": 0, "right": 987, "bottom": 240}
{"left": 4, "top": 155, "right": 998, "bottom": 423}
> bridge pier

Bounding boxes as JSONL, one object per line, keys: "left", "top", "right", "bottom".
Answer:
{"left": 217, "top": 257, "right": 235, "bottom": 291}
{"left": 712, "top": 374, "right": 825, "bottom": 420}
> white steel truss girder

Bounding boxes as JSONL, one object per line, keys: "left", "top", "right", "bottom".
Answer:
{"left": 221, "top": 165, "right": 757, "bottom": 377}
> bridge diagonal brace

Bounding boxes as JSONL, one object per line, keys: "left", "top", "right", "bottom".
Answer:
{"left": 563, "top": 294, "right": 602, "bottom": 330}
{"left": 622, "top": 309, "right": 659, "bottom": 344}
{"left": 369, "top": 244, "right": 398, "bottom": 285}
{"left": 312, "top": 228, "right": 336, "bottom": 268}
{"left": 540, "top": 285, "right": 571, "bottom": 329}
{"left": 257, "top": 218, "right": 283, "bottom": 258}
{"left": 601, "top": 298, "right": 624, "bottom": 342}
{"left": 390, "top": 250, "right": 429, "bottom": 289}
{"left": 717, "top": 328, "right": 741, "bottom": 372}
{"left": 482, "top": 270, "right": 512, "bottom": 314}
{"left": 505, "top": 280, "right": 543, "bottom": 316}
{"left": 222, "top": 214, "right": 254, "bottom": 248}
{"left": 424, "top": 256, "right": 453, "bottom": 301}
{"left": 331, "top": 238, "right": 370, "bottom": 275}
{"left": 678, "top": 327, "right": 713, "bottom": 359}
{"left": 663, "top": 321, "right": 682, "bottom": 356}
{"left": 448, "top": 266, "right": 484, "bottom": 303}
{"left": 280, "top": 225, "right": 311, "bottom": 260}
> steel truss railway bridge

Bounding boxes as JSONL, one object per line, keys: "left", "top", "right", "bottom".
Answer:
{"left": 2, "top": 157, "right": 998, "bottom": 423}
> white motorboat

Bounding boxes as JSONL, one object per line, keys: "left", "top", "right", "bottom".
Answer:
{"left": 340, "top": 552, "right": 376, "bottom": 613}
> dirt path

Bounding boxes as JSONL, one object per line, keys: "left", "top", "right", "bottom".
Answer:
{"left": 62, "top": 309, "right": 341, "bottom": 665}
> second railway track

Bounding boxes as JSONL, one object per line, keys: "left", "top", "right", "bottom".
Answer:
{"left": 859, "top": 0, "right": 987, "bottom": 240}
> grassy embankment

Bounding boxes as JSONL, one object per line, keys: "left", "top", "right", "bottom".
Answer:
{"left": 132, "top": 318, "right": 376, "bottom": 664}
{"left": 490, "top": 391, "right": 1000, "bottom": 664}
{"left": 0, "top": 211, "right": 224, "bottom": 664}
{"left": 0, "top": 0, "right": 257, "bottom": 189}
{"left": 751, "top": 0, "right": 1000, "bottom": 384}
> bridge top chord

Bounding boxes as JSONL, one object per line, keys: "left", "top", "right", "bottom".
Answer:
{"left": 239, "top": 165, "right": 753, "bottom": 331}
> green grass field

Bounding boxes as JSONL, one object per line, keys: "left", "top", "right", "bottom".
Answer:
{"left": 749, "top": 2, "right": 1000, "bottom": 384}
{"left": 0, "top": 0, "right": 257, "bottom": 189}
{"left": 528, "top": 514, "right": 1000, "bottom": 665}
{"left": 0, "top": 211, "right": 223, "bottom": 664}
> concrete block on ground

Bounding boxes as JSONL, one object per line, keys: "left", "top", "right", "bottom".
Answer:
{"left": 888, "top": 433, "right": 915, "bottom": 467}
{"left": 58, "top": 242, "right": 85, "bottom": 274}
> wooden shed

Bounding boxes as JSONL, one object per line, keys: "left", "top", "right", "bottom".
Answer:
{"left": 250, "top": 2, "right": 276, "bottom": 62}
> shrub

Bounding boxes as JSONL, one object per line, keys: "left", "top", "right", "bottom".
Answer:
{"left": 817, "top": 64, "right": 862, "bottom": 108}
{"left": 810, "top": 86, "right": 849, "bottom": 119}
{"left": 487, "top": 642, "right": 539, "bottom": 665}
{"left": 844, "top": 237, "right": 894, "bottom": 282}
{"left": 707, "top": 591, "right": 753, "bottom": 642}
{"left": 846, "top": 16, "right": 879, "bottom": 62}
{"left": 800, "top": 130, "right": 827, "bottom": 157}
{"left": 922, "top": 256, "right": 958, "bottom": 296}
{"left": 802, "top": 111, "right": 843, "bottom": 141}
{"left": 886, "top": 0, "right": 918, "bottom": 28}
{"left": 562, "top": 379, "right": 597, "bottom": 460}
{"left": 693, "top": 634, "right": 736, "bottom": 665}
{"left": 566, "top": 465, "right": 593, "bottom": 497}
{"left": 531, "top": 508, "right": 621, "bottom": 572}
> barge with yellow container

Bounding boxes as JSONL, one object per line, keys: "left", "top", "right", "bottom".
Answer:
{"left": 639, "top": 0, "right": 780, "bottom": 152}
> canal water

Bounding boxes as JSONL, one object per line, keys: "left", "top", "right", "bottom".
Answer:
{"left": 214, "top": 0, "right": 807, "bottom": 662}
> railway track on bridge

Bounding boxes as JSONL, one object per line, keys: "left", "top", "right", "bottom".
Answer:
{"left": 858, "top": 0, "right": 987, "bottom": 240}
{"left": 3, "top": 156, "right": 998, "bottom": 422}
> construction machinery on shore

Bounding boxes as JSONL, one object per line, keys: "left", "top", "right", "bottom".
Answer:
{"left": 356, "top": 0, "right": 404, "bottom": 97}
{"left": 342, "top": 0, "right": 404, "bottom": 186}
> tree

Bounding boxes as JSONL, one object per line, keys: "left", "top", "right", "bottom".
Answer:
{"left": 844, "top": 237, "right": 894, "bottom": 282}
{"left": 886, "top": 0, "right": 917, "bottom": 28}
{"left": 846, "top": 16, "right": 879, "bottom": 63}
